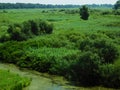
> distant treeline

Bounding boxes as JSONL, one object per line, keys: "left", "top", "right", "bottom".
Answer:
{"left": 0, "top": 3, "right": 113, "bottom": 9}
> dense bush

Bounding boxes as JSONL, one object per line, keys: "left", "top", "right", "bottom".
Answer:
{"left": 80, "top": 5, "right": 89, "bottom": 20}
{"left": 113, "top": 9, "right": 120, "bottom": 15}
{"left": 69, "top": 51, "right": 101, "bottom": 86}
{"left": 0, "top": 31, "right": 120, "bottom": 88}
{"left": 99, "top": 64, "right": 120, "bottom": 88}
{"left": 0, "top": 19, "right": 53, "bottom": 42}
{"left": 78, "top": 38, "right": 119, "bottom": 63}
{"left": 7, "top": 24, "right": 27, "bottom": 41}
{"left": 101, "top": 11, "right": 112, "bottom": 15}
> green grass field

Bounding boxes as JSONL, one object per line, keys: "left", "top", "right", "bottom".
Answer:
{"left": 0, "top": 8, "right": 120, "bottom": 89}
{"left": 0, "top": 8, "right": 120, "bottom": 33}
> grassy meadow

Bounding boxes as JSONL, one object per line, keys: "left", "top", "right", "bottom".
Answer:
{"left": 0, "top": 8, "right": 120, "bottom": 89}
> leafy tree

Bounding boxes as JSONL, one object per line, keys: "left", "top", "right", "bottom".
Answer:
{"left": 114, "top": 0, "right": 120, "bottom": 10}
{"left": 80, "top": 5, "right": 89, "bottom": 20}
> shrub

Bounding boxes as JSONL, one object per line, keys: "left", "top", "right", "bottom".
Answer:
{"left": 0, "top": 34, "right": 11, "bottom": 42}
{"left": 78, "top": 38, "right": 119, "bottom": 63}
{"left": 101, "top": 11, "right": 111, "bottom": 15}
{"left": 7, "top": 24, "right": 27, "bottom": 41}
{"left": 28, "top": 20, "right": 39, "bottom": 35}
{"left": 94, "top": 39, "right": 119, "bottom": 63}
{"left": 0, "top": 41, "right": 26, "bottom": 63}
{"left": 0, "top": 19, "right": 53, "bottom": 42}
{"left": 70, "top": 51, "right": 101, "bottom": 86}
{"left": 80, "top": 5, "right": 89, "bottom": 20}
{"left": 65, "top": 9, "right": 79, "bottom": 14}
{"left": 113, "top": 9, "right": 120, "bottom": 15}
{"left": 39, "top": 21, "right": 53, "bottom": 34}
{"left": 22, "top": 21, "right": 32, "bottom": 35}
{"left": 99, "top": 64, "right": 120, "bottom": 88}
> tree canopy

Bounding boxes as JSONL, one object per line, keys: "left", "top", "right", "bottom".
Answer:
{"left": 114, "top": 0, "right": 120, "bottom": 9}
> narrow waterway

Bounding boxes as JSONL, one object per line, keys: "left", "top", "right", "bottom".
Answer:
{"left": 0, "top": 63, "right": 75, "bottom": 90}
{"left": 0, "top": 63, "right": 115, "bottom": 90}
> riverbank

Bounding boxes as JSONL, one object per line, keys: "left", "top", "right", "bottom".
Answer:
{"left": 0, "top": 63, "right": 116, "bottom": 90}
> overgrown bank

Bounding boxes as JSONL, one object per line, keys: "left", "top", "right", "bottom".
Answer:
{"left": 0, "top": 29, "right": 120, "bottom": 88}
{"left": 0, "top": 69, "right": 30, "bottom": 90}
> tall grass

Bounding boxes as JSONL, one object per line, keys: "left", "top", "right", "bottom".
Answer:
{"left": 0, "top": 69, "right": 30, "bottom": 90}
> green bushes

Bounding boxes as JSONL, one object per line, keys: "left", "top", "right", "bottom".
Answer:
{"left": 65, "top": 9, "right": 79, "bottom": 14}
{"left": 0, "top": 31, "right": 120, "bottom": 88}
{"left": 113, "top": 9, "right": 120, "bottom": 15}
{"left": 80, "top": 6, "right": 89, "bottom": 20}
{"left": 78, "top": 38, "right": 119, "bottom": 63}
{"left": 0, "top": 19, "right": 53, "bottom": 42}
{"left": 114, "top": 0, "right": 120, "bottom": 10}
{"left": 7, "top": 24, "right": 27, "bottom": 41}
{"left": 70, "top": 51, "right": 101, "bottom": 86}
{"left": 101, "top": 11, "right": 112, "bottom": 15}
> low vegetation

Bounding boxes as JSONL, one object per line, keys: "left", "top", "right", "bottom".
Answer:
{"left": 0, "top": 30, "right": 120, "bottom": 88}
{"left": 0, "top": 3, "right": 120, "bottom": 89}
{"left": 0, "top": 69, "right": 30, "bottom": 90}
{"left": 80, "top": 5, "right": 89, "bottom": 20}
{"left": 0, "top": 20, "right": 53, "bottom": 42}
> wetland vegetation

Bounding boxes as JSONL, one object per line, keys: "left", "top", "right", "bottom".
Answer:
{"left": 0, "top": 1, "right": 120, "bottom": 90}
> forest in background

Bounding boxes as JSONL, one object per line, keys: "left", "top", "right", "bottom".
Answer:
{"left": 0, "top": 3, "right": 113, "bottom": 9}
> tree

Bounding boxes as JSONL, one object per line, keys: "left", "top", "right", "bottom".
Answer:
{"left": 70, "top": 51, "right": 101, "bottom": 86}
{"left": 80, "top": 5, "right": 89, "bottom": 20}
{"left": 114, "top": 0, "right": 120, "bottom": 10}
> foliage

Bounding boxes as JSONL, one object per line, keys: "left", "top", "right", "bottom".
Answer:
{"left": 0, "top": 3, "right": 113, "bottom": 9}
{"left": 0, "top": 20, "right": 53, "bottom": 42}
{"left": 99, "top": 64, "right": 120, "bottom": 88}
{"left": 70, "top": 51, "right": 101, "bottom": 86}
{"left": 114, "top": 0, "right": 120, "bottom": 10}
{"left": 78, "top": 37, "right": 119, "bottom": 63}
{"left": 0, "top": 30, "right": 120, "bottom": 88}
{"left": 80, "top": 5, "right": 89, "bottom": 20}
{"left": 0, "top": 8, "right": 120, "bottom": 89}
{"left": 0, "top": 69, "right": 30, "bottom": 90}
{"left": 65, "top": 9, "right": 79, "bottom": 14}
{"left": 113, "top": 9, "right": 120, "bottom": 15}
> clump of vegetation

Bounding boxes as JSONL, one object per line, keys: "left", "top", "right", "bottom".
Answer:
{"left": 0, "top": 69, "right": 30, "bottom": 90}
{"left": 114, "top": 0, "right": 120, "bottom": 10}
{"left": 70, "top": 51, "right": 101, "bottom": 86}
{"left": 3, "top": 10, "right": 8, "bottom": 13}
{"left": 113, "top": 0, "right": 120, "bottom": 15}
{"left": 101, "top": 11, "right": 112, "bottom": 15}
{"left": 80, "top": 5, "right": 89, "bottom": 20}
{"left": 0, "top": 6, "right": 120, "bottom": 89}
{"left": 65, "top": 9, "right": 79, "bottom": 14}
{"left": 0, "top": 20, "right": 53, "bottom": 42}
{"left": 0, "top": 31, "right": 120, "bottom": 88}
{"left": 113, "top": 9, "right": 120, "bottom": 15}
